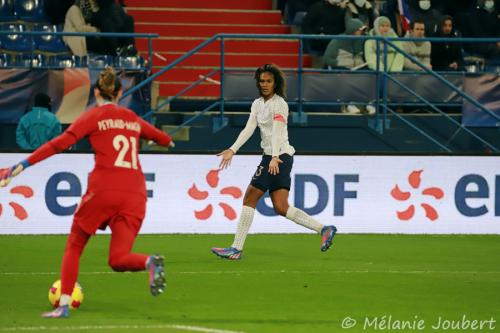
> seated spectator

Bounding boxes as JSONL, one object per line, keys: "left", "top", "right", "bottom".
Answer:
{"left": 324, "top": 18, "right": 374, "bottom": 114}
{"left": 302, "top": 0, "right": 347, "bottom": 54}
{"left": 364, "top": 16, "right": 404, "bottom": 72}
{"left": 16, "top": 93, "right": 62, "bottom": 150}
{"left": 431, "top": 16, "right": 464, "bottom": 71}
{"left": 324, "top": 18, "right": 367, "bottom": 69}
{"left": 63, "top": 0, "right": 99, "bottom": 56}
{"left": 90, "top": 0, "right": 137, "bottom": 56}
{"left": 345, "top": 0, "right": 378, "bottom": 29}
{"left": 402, "top": 20, "right": 431, "bottom": 70}
{"left": 408, "top": 0, "right": 442, "bottom": 36}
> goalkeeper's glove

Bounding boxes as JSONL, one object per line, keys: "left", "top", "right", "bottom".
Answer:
{"left": 0, "top": 160, "right": 30, "bottom": 187}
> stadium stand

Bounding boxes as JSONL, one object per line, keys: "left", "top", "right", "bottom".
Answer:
{"left": 127, "top": 0, "right": 310, "bottom": 98}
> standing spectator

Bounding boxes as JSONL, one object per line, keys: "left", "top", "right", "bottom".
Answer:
{"left": 345, "top": 0, "right": 378, "bottom": 28}
{"left": 365, "top": 16, "right": 404, "bottom": 72}
{"left": 431, "top": 16, "right": 464, "bottom": 71}
{"left": 459, "top": 0, "right": 499, "bottom": 64}
{"left": 324, "top": 18, "right": 367, "bottom": 69}
{"left": 402, "top": 20, "right": 432, "bottom": 70}
{"left": 302, "top": 0, "right": 347, "bottom": 53}
{"left": 16, "top": 93, "right": 62, "bottom": 150}
{"left": 408, "top": 0, "right": 442, "bottom": 37}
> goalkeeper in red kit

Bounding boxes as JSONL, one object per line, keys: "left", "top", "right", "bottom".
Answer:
{"left": 0, "top": 67, "right": 174, "bottom": 318}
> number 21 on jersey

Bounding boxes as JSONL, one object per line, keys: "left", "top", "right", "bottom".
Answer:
{"left": 113, "top": 134, "right": 138, "bottom": 169}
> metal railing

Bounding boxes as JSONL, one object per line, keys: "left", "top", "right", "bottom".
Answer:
{"left": 130, "top": 33, "right": 498, "bottom": 151}
{"left": 0, "top": 30, "right": 158, "bottom": 71}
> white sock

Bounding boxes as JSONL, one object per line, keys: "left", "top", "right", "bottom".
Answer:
{"left": 59, "top": 294, "right": 71, "bottom": 307}
{"left": 286, "top": 206, "right": 324, "bottom": 233}
{"left": 231, "top": 206, "right": 255, "bottom": 251}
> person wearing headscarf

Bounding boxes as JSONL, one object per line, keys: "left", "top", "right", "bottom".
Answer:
{"left": 364, "top": 16, "right": 404, "bottom": 71}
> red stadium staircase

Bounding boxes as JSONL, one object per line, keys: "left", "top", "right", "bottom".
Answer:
{"left": 126, "top": 0, "right": 310, "bottom": 99}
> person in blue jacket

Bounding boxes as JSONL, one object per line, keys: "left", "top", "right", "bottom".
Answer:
{"left": 16, "top": 93, "right": 62, "bottom": 149}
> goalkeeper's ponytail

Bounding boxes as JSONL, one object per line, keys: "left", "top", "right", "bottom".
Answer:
{"left": 95, "top": 67, "right": 122, "bottom": 101}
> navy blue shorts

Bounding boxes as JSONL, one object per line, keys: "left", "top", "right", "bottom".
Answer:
{"left": 250, "top": 154, "right": 293, "bottom": 193}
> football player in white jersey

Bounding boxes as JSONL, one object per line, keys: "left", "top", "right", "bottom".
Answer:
{"left": 211, "top": 64, "right": 337, "bottom": 260}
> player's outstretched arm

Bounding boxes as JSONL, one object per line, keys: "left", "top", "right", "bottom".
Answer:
{"left": 0, "top": 160, "right": 30, "bottom": 188}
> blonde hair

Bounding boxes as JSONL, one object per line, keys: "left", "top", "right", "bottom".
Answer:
{"left": 95, "top": 67, "right": 122, "bottom": 101}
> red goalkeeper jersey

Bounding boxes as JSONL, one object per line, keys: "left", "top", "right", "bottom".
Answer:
{"left": 27, "top": 103, "right": 172, "bottom": 197}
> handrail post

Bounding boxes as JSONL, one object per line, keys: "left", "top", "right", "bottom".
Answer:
{"left": 213, "top": 36, "right": 228, "bottom": 132}
{"left": 293, "top": 37, "right": 307, "bottom": 124}
{"left": 383, "top": 39, "right": 388, "bottom": 131}
{"left": 220, "top": 36, "right": 225, "bottom": 118}
{"left": 148, "top": 37, "right": 153, "bottom": 72}
{"left": 368, "top": 37, "right": 383, "bottom": 134}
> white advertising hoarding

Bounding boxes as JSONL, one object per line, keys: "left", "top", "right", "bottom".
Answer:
{"left": 0, "top": 153, "right": 498, "bottom": 234}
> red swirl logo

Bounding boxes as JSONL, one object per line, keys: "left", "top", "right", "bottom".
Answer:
{"left": 391, "top": 170, "right": 444, "bottom": 221}
{"left": 188, "top": 169, "right": 242, "bottom": 221}
{"left": 0, "top": 185, "right": 34, "bottom": 221}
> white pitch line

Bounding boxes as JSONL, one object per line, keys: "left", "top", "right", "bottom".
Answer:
{"left": 0, "top": 324, "right": 245, "bottom": 333}
{"left": 0, "top": 270, "right": 499, "bottom": 276}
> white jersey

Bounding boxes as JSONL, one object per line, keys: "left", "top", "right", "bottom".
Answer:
{"left": 230, "top": 94, "right": 295, "bottom": 156}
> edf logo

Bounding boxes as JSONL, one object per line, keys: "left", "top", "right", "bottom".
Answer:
{"left": 45, "top": 172, "right": 156, "bottom": 216}
{"left": 33, "top": 171, "right": 500, "bottom": 219}
{"left": 257, "top": 174, "right": 359, "bottom": 217}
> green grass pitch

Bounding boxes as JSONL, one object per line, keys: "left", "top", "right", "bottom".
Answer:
{"left": 0, "top": 234, "right": 499, "bottom": 333}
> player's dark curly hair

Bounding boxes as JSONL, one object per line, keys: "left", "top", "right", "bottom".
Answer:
{"left": 95, "top": 66, "right": 122, "bottom": 101}
{"left": 254, "top": 63, "right": 286, "bottom": 98}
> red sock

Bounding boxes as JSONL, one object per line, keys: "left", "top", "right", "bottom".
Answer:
{"left": 61, "top": 223, "right": 90, "bottom": 296}
{"left": 108, "top": 217, "right": 148, "bottom": 272}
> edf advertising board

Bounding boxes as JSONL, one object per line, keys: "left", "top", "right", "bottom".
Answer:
{"left": 0, "top": 154, "right": 498, "bottom": 234}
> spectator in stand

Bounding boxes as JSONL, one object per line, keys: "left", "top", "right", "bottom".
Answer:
{"left": 63, "top": 0, "right": 99, "bottom": 56}
{"left": 16, "top": 93, "right": 62, "bottom": 150}
{"left": 365, "top": 16, "right": 404, "bottom": 72}
{"left": 324, "top": 18, "right": 367, "bottom": 69}
{"left": 90, "top": 0, "right": 137, "bottom": 56}
{"left": 302, "top": 0, "right": 347, "bottom": 54}
{"left": 458, "top": 0, "right": 499, "bottom": 65}
{"left": 431, "top": 16, "right": 464, "bottom": 71}
{"left": 380, "top": 0, "right": 409, "bottom": 37}
{"left": 408, "top": 0, "right": 443, "bottom": 37}
{"left": 402, "top": 19, "right": 432, "bottom": 70}
{"left": 324, "top": 18, "right": 374, "bottom": 114}
{"left": 345, "top": 0, "right": 378, "bottom": 29}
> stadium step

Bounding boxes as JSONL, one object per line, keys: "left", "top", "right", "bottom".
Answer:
{"left": 159, "top": 83, "right": 220, "bottom": 97}
{"left": 127, "top": 8, "right": 282, "bottom": 25}
{"left": 128, "top": 0, "right": 303, "bottom": 99}
{"left": 135, "top": 23, "right": 290, "bottom": 37}
{"left": 125, "top": 0, "right": 272, "bottom": 10}
{"left": 151, "top": 53, "right": 310, "bottom": 68}
{"left": 137, "top": 38, "right": 301, "bottom": 54}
